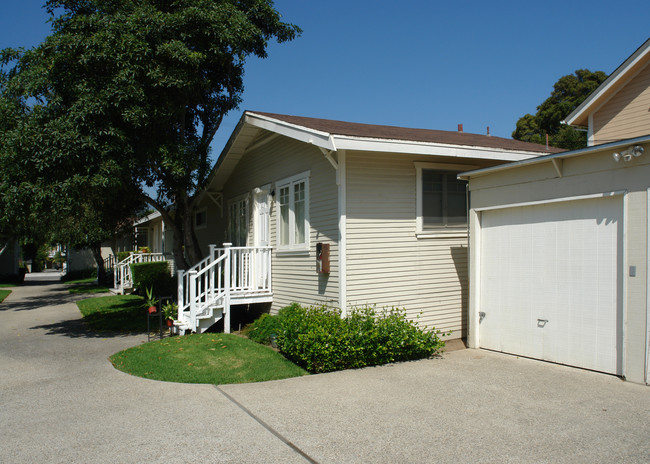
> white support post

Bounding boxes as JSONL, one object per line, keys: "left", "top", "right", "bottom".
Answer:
{"left": 223, "top": 243, "right": 232, "bottom": 334}
{"left": 177, "top": 269, "right": 185, "bottom": 320}
{"left": 188, "top": 270, "right": 197, "bottom": 332}
{"left": 209, "top": 244, "right": 217, "bottom": 261}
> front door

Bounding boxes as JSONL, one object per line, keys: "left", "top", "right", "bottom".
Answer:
{"left": 253, "top": 185, "right": 271, "bottom": 288}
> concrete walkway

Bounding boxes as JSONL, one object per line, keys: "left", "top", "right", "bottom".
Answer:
{"left": 1, "top": 272, "right": 649, "bottom": 463}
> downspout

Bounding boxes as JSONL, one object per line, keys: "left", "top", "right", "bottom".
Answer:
{"left": 338, "top": 150, "right": 347, "bottom": 316}
{"left": 318, "top": 142, "right": 347, "bottom": 316}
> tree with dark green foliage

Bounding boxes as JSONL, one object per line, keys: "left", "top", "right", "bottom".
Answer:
{"left": 0, "top": 0, "right": 301, "bottom": 270}
{"left": 512, "top": 69, "right": 607, "bottom": 150}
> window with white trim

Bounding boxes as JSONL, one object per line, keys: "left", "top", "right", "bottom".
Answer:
{"left": 276, "top": 172, "right": 309, "bottom": 251}
{"left": 415, "top": 163, "right": 474, "bottom": 236}
{"left": 228, "top": 195, "right": 248, "bottom": 246}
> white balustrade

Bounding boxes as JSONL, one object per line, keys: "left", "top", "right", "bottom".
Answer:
{"left": 177, "top": 244, "right": 272, "bottom": 333}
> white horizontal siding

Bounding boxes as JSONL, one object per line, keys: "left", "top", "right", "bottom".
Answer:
{"left": 222, "top": 135, "right": 339, "bottom": 312}
{"left": 345, "top": 151, "right": 475, "bottom": 338}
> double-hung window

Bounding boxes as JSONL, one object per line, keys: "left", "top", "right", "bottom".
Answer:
{"left": 276, "top": 172, "right": 309, "bottom": 251}
{"left": 415, "top": 163, "right": 475, "bottom": 237}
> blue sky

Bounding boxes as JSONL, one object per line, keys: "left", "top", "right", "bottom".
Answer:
{"left": 2, "top": 1, "right": 649, "bottom": 159}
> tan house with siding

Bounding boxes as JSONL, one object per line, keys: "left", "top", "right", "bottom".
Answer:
{"left": 564, "top": 37, "right": 650, "bottom": 146}
{"left": 190, "top": 111, "right": 559, "bottom": 338}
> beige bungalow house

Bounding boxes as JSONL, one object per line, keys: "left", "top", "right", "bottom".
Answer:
{"left": 461, "top": 37, "right": 650, "bottom": 384}
{"left": 176, "top": 111, "right": 559, "bottom": 336}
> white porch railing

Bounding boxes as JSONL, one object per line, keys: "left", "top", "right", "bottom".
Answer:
{"left": 113, "top": 253, "right": 171, "bottom": 294}
{"left": 176, "top": 243, "right": 272, "bottom": 334}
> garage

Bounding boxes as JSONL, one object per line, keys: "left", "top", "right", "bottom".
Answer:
{"left": 461, "top": 137, "right": 650, "bottom": 384}
{"left": 478, "top": 195, "right": 623, "bottom": 375}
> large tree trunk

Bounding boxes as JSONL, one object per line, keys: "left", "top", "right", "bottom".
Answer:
{"left": 142, "top": 192, "right": 203, "bottom": 271}
{"left": 90, "top": 242, "right": 107, "bottom": 285}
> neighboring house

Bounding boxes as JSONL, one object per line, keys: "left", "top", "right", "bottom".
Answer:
{"left": 563, "top": 37, "right": 650, "bottom": 146}
{"left": 132, "top": 211, "right": 173, "bottom": 256}
{"left": 185, "top": 111, "right": 560, "bottom": 338}
{"left": 462, "top": 39, "right": 650, "bottom": 384}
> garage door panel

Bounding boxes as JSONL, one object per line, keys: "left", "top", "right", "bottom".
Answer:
{"left": 479, "top": 196, "right": 622, "bottom": 375}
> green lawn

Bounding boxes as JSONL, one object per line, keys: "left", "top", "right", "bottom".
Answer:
{"left": 68, "top": 283, "right": 111, "bottom": 294}
{"left": 0, "top": 289, "right": 10, "bottom": 303}
{"left": 65, "top": 277, "right": 96, "bottom": 284}
{"left": 76, "top": 294, "right": 147, "bottom": 332}
{"left": 65, "top": 277, "right": 110, "bottom": 294}
{"left": 110, "top": 333, "right": 308, "bottom": 384}
{"left": 0, "top": 283, "right": 16, "bottom": 288}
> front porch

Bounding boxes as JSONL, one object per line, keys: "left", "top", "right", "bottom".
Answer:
{"left": 175, "top": 244, "right": 272, "bottom": 334}
{"left": 113, "top": 244, "right": 272, "bottom": 334}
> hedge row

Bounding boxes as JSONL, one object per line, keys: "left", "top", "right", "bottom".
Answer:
{"left": 246, "top": 303, "right": 446, "bottom": 374}
{"left": 130, "top": 261, "right": 175, "bottom": 298}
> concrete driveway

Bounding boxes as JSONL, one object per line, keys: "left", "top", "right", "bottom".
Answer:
{"left": 1, "top": 271, "right": 649, "bottom": 463}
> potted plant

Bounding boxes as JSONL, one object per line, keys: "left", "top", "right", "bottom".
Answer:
{"left": 162, "top": 301, "right": 178, "bottom": 327}
{"left": 144, "top": 287, "right": 158, "bottom": 314}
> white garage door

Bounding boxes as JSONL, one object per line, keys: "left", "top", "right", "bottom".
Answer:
{"left": 479, "top": 195, "right": 623, "bottom": 375}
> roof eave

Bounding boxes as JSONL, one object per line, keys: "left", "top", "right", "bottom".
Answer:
{"left": 459, "top": 134, "right": 650, "bottom": 180}
{"left": 565, "top": 38, "right": 650, "bottom": 127}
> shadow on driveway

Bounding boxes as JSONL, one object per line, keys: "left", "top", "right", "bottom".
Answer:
{"left": 30, "top": 318, "right": 145, "bottom": 339}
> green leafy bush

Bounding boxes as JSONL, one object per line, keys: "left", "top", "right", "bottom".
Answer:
{"left": 130, "top": 261, "right": 175, "bottom": 297}
{"left": 267, "top": 303, "right": 445, "bottom": 374}
{"left": 245, "top": 313, "right": 282, "bottom": 345}
{"left": 117, "top": 251, "right": 132, "bottom": 263}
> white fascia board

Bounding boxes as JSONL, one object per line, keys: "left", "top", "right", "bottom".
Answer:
{"left": 245, "top": 112, "right": 336, "bottom": 151}
{"left": 332, "top": 135, "right": 545, "bottom": 161}
{"left": 134, "top": 210, "right": 162, "bottom": 226}
{"left": 564, "top": 38, "right": 650, "bottom": 126}
{"left": 458, "top": 134, "right": 650, "bottom": 180}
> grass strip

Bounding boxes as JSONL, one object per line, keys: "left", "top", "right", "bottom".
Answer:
{"left": 0, "top": 289, "right": 10, "bottom": 303}
{"left": 68, "top": 284, "right": 111, "bottom": 294}
{"left": 0, "top": 283, "right": 16, "bottom": 288}
{"left": 110, "top": 333, "right": 308, "bottom": 384}
{"left": 76, "top": 294, "right": 147, "bottom": 332}
{"left": 65, "top": 277, "right": 97, "bottom": 285}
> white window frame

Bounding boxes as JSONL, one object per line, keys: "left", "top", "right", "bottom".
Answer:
{"left": 415, "top": 162, "right": 476, "bottom": 238}
{"left": 275, "top": 171, "right": 310, "bottom": 253}
{"left": 227, "top": 194, "right": 249, "bottom": 246}
{"left": 193, "top": 207, "right": 208, "bottom": 230}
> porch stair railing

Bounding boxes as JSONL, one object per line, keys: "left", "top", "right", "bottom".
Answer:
{"left": 113, "top": 252, "right": 171, "bottom": 294}
{"left": 175, "top": 243, "right": 272, "bottom": 334}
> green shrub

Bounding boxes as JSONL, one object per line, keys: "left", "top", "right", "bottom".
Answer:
{"left": 130, "top": 261, "right": 175, "bottom": 297}
{"left": 245, "top": 313, "right": 282, "bottom": 345}
{"left": 117, "top": 251, "right": 132, "bottom": 263}
{"left": 270, "top": 303, "right": 445, "bottom": 374}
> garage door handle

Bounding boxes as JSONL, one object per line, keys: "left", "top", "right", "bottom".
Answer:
{"left": 537, "top": 319, "right": 548, "bottom": 327}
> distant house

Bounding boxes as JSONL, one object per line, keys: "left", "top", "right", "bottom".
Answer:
{"left": 462, "top": 38, "right": 650, "bottom": 384}
{"left": 178, "top": 111, "right": 559, "bottom": 336}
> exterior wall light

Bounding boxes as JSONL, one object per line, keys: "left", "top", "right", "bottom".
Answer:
{"left": 613, "top": 145, "right": 644, "bottom": 162}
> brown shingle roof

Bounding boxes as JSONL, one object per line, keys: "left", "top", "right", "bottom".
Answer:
{"left": 249, "top": 111, "right": 565, "bottom": 154}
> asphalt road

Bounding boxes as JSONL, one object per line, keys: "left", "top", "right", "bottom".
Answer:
{"left": 1, "top": 271, "right": 649, "bottom": 463}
